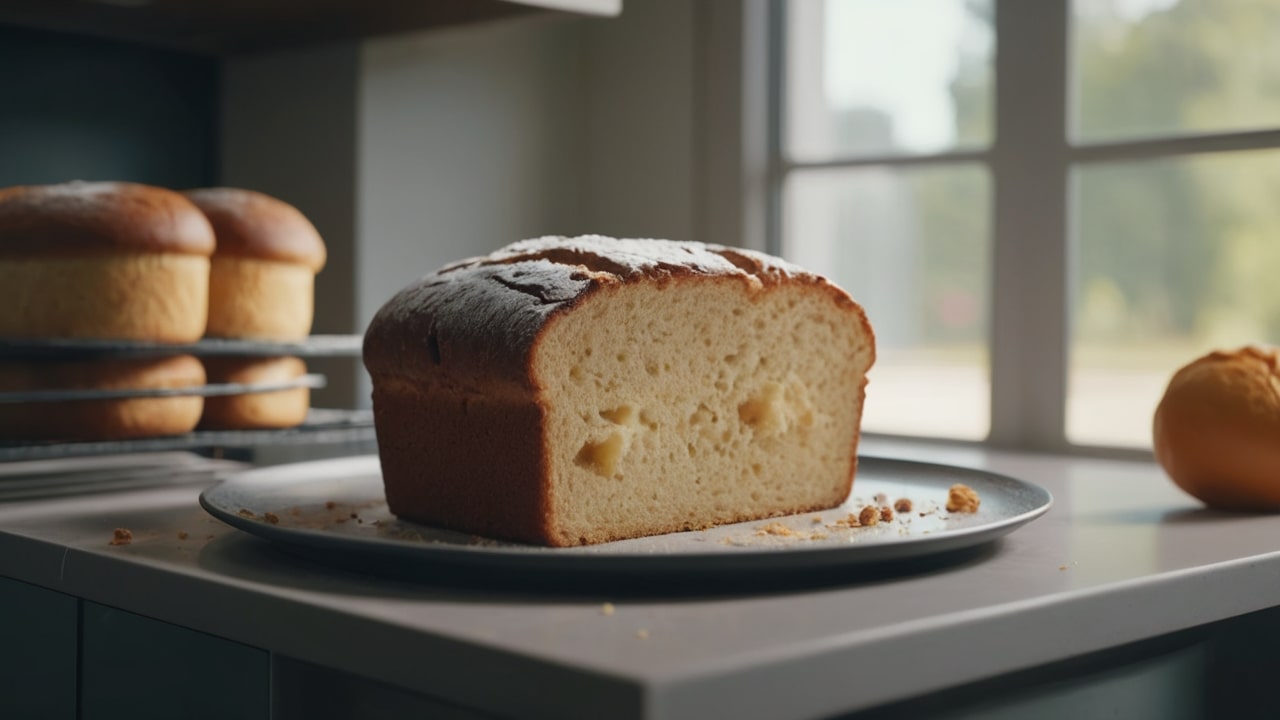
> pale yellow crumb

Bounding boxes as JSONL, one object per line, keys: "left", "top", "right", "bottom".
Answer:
{"left": 601, "top": 602, "right": 616, "bottom": 616}
{"left": 756, "top": 521, "right": 798, "bottom": 537}
{"left": 635, "top": 629, "right": 650, "bottom": 640}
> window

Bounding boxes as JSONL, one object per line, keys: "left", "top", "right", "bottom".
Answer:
{"left": 774, "top": 0, "right": 1280, "bottom": 451}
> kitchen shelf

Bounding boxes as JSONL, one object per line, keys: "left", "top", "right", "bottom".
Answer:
{"left": 0, "top": 408, "right": 374, "bottom": 462}
{"left": 0, "top": 334, "right": 364, "bottom": 360}
{"left": 0, "top": 0, "right": 620, "bottom": 54}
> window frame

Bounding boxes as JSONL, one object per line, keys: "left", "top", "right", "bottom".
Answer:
{"left": 763, "top": 0, "right": 1280, "bottom": 456}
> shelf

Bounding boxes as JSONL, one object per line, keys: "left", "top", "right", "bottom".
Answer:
{"left": 0, "top": 0, "right": 620, "bottom": 54}
{"left": 0, "top": 335, "right": 364, "bottom": 360}
{"left": 0, "top": 408, "right": 375, "bottom": 462}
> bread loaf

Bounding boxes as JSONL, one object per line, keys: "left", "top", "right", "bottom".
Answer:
{"left": 1154, "top": 346, "right": 1280, "bottom": 511}
{"left": 0, "top": 355, "right": 206, "bottom": 440}
{"left": 184, "top": 188, "right": 326, "bottom": 340}
{"left": 199, "top": 356, "right": 310, "bottom": 430}
{"left": 0, "top": 182, "right": 214, "bottom": 342}
{"left": 364, "top": 236, "right": 876, "bottom": 547}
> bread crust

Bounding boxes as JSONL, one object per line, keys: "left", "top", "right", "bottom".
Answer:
{"left": 1154, "top": 346, "right": 1280, "bottom": 510}
{"left": 364, "top": 236, "right": 875, "bottom": 546}
{"left": 199, "top": 356, "right": 309, "bottom": 430}
{"left": 205, "top": 256, "right": 316, "bottom": 339}
{"left": 184, "top": 188, "right": 326, "bottom": 270}
{"left": 0, "top": 182, "right": 214, "bottom": 258}
{"left": 0, "top": 254, "right": 209, "bottom": 341}
{"left": 0, "top": 355, "right": 206, "bottom": 440}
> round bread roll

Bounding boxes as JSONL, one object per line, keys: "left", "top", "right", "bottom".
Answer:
{"left": 1153, "top": 346, "right": 1280, "bottom": 511}
{"left": 0, "top": 355, "right": 206, "bottom": 441}
{"left": 183, "top": 188, "right": 326, "bottom": 340}
{"left": 199, "top": 356, "right": 309, "bottom": 430}
{"left": 0, "top": 182, "right": 215, "bottom": 342}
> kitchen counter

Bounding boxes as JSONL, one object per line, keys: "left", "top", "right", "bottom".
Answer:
{"left": 2, "top": 440, "right": 1279, "bottom": 719}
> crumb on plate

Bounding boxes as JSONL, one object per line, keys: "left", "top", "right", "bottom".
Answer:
{"left": 601, "top": 602, "right": 616, "bottom": 616}
{"left": 946, "top": 484, "right": 981, "bottom": 513}
{"left": 635, "top": 629, "right": 650, "bottom": 640}
{"left": 109, "top": 528, "right": 132, "bottom": 546}
{"left": 858, "top": 505, "right": 880, "bottom": 526}
{"left": 263, "top": 512, "right": 280, "bottom": 525}
{"left": 177, "top": 531, "right": 189, "bottom": 540}
{"left": 879, "top": 506, "right": 894, "bottom": 522}
{"left": 756, "top": 521, "right": 798, "bottom": 537}
{"left": 237, "top": 508, "right": 255, "bottom": 518}
{"left": 894, "top": 498, "right": 913, "bottom": 513}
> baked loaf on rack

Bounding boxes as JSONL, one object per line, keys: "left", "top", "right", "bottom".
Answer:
{"left": 185, "top": 187, "right": 326, "bottom": 431}
{"left": 0, "top": 182, "right": 214, "bottom": 342}
{"left": 364, "top": 236, "right": 876, "bottom": 547}
{"left": 184, "top": 188, "right": 327, "bottom": 340}
{"left": 0, "top": 355, "right": 206, "bottom": 440}
{"left": 199, "top": 356, "right": 310, "bottom": 430}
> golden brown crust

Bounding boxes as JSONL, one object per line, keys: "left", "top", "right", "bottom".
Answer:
{"left": 199, "top": 356, "right": 309, "bottom": 430}
{"left": 0, "top": 254, "right": 209, "bottom": 342}
{"left": 0, "top": 355, "right": 206, "bottom": 440}
{"left": 184, "top": 188, "right": 326, "bottom": 270}
{"left": 1153, "top": 346, "right": 1280, "bottom": 510}
{"left": 0, "top": 182, "right": 214, "bottom": 258}
{"left": 205, "top": 256, "right": 316, "bottom": 340}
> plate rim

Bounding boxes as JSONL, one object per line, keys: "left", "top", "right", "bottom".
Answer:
{"left": 199, "top": 454, "right": 1053, "bottom": 570}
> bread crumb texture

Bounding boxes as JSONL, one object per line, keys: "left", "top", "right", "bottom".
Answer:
{"left": 946, "top": 484, "right": 981, "bottom": 513}
{"left": 538, "top": 277, "right": 872, "bottom": 545}
{"left": 109, "top": 528, "right": 133, "bottom": 546}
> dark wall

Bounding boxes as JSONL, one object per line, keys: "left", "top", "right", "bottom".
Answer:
{"left": 0, "top": 26, "right": 217, "bottom": 189}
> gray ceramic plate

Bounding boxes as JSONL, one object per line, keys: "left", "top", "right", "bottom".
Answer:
{"left": 200, "top": 455, "right": 1052, "bottom": 577}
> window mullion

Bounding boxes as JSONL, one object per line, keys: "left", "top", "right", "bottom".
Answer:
{"left": 988, "top": 0, "right": 1072, "bottom": 451}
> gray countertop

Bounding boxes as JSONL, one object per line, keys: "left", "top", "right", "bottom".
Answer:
{"left": 1, "top": 440, "right": 1277, "bottom": 720}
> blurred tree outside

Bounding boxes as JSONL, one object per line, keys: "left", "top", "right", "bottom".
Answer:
{"left": 1071, "top": 0, "right": 1280, "bottom": 354}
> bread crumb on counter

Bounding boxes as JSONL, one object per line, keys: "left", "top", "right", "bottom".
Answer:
{"left": 946, "top": 484, "right": 981, "bottom": 513}
{"left": 894, "top": 498, "right": 913, "bottom": 513}
{"left": 879, "top": 506, "right": 894, "bottom": 523}
{"left": 600, "top": 602, "right": 616, "bottom": 616}
{"left": 177, "top": 531, "right": 189, "bottom": 540}
{"left": 109, "top": 528, "right": 133, "bottom": 546}
{"left": 263, "top": 512, "right": 280, "bottom": 525}
{"left": 811, "top": 515, "right": 824, "bottom": 524}
{"left": 858, "top": 505, "right": 880, "bottom": 527}
{"left": 756, "top": 521, "right": 799, "bottom": 537}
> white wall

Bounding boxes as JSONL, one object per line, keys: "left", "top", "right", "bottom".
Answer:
{"left": 580, "top": 0, "right": 696, "bottom": 240}
{"left": 356, "top": 15, "right": 588, "bottom": 336}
